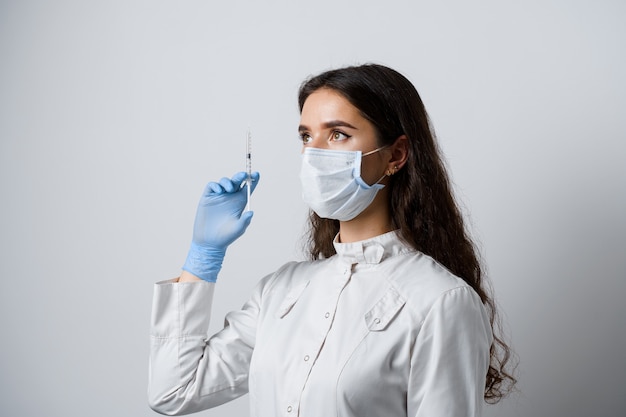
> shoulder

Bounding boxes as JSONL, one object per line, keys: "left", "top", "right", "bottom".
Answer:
{"left": 384, "top": 251, "right": 484, "bottom": 323}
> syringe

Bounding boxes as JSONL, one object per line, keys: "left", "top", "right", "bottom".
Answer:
{"left": 245, "top": 130, "right": 252, "bottom": 212}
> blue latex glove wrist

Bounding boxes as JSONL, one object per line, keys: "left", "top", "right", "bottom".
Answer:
{"left": 183, "top": 242, "right": 226, "bottom": 283}
{"left": 182, "top": 171, "right": 260, "bottom": 282}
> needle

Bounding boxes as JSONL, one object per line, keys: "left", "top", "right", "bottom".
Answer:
{"left": 246, "top": 130, "right": 252, "bottom": 212}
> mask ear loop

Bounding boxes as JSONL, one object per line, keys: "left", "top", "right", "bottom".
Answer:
{"left": 372, "top": 165, "right": 399, "bottom": 185}
{"left": 362, "top": 145, "right": 389, "bottom": 157}
{"left": 362, "top": 145, "right": 394, "bottom": 185}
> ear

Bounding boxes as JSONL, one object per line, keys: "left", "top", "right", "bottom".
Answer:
{"left": 385, "top": 135, "right": 409, "bottom": 176}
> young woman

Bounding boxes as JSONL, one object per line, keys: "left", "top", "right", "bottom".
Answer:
{"left": 148, "top": 64, "right": 516, "bottom": 416}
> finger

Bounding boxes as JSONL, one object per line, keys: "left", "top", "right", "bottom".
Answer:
{"left": 230, "top": 171, "right": 247, "bottom": 189}
{"left": 249, "top": 171, "right": 261, "bottom": 194}
{"left": 206, "top": 181, "right": 224, "bottom": 195}
{"left": 234, "top": 171, "right": 260, "bottom": 196}
{"left": 219, "top": 176, "right": 237, "bottom": 193}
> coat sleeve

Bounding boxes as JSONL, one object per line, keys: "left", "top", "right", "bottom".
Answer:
{"left": 407, "top": 286, "right": 493, "bottom": 417}
{"left": 148, "top": 278, "right": 262, "bottom": 415}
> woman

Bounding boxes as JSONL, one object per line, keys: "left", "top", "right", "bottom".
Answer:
{"left": 148, "top": 64, "right": 516, "bottom": 416}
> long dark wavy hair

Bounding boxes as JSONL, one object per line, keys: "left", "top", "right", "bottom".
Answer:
{"left": 298, "top": 63, "right": 517, "bottom": 402}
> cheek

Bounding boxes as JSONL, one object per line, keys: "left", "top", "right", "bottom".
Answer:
{"left": 359, "top": 157, "right": 386, "bottom": 185}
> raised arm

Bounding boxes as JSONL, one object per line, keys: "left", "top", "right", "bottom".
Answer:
{"left": 148, "top": 172, "right": 260, "bottom": 415}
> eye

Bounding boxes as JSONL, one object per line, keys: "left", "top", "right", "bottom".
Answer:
{"left": 299, "top": 132, "right": 312, "bottom": 145}
{"left": 330, "top": 130, "right": 350, "bottom": 141}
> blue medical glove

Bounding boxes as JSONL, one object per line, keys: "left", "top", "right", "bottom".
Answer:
{"left": 182, "top": 171, "right": 260, "bottom": 282}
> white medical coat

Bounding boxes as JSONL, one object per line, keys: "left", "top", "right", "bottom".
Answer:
{"left": 149, "top": 231, "right": 493, "bottom": 416}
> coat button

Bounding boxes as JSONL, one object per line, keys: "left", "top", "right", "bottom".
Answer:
{"left": 287, "top": 405, "right": 293, "bottom": 412}
{"left": 304, "top": 355, "right": 310, "bottom": 361}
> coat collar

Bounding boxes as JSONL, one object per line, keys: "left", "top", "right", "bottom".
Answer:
{"left": 333, "top": 230, "right": 413, "bottom": 264}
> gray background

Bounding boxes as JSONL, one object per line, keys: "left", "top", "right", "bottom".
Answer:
{"left": 1, "top": 1, "right": 624, "bottom": 416}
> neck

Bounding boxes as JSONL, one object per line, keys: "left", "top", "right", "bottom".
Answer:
{"left": 337, "top": 192, "right": 393, "bottom": 243}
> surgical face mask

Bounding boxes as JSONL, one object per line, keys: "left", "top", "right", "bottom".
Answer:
{"left": 300, "top": 147, "right": 387, "bottom": 221}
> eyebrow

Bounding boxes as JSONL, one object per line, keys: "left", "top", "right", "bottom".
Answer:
{"left": 298, "top": 120, "right": 358, "bottom": 132}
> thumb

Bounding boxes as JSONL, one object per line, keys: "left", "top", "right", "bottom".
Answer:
{"left": 249, "top": 171, "right": 261, "bottom": 194}
{"left": 238, "top": 210, "right": 254, "bottom": 230}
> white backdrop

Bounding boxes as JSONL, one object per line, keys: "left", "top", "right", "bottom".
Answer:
{"left": 1, "top": 1, "right": 624, "bottom": 416}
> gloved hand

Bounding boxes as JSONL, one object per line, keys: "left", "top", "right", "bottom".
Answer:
{"left": 182, "top": 171, "right": 260, "bottom": 282}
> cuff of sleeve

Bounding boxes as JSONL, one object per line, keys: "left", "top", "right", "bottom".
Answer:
{"left": 150, "top": 279, "right": 215, "bottom": 337}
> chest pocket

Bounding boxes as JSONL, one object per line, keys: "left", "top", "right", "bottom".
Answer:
{"left": 276, "top": 279, "right": 310, "bottom": 318}
{"left": 364, "top": 286, "right": 406, "bottom": 331}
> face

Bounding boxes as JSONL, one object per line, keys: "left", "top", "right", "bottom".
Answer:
{"left": 299, "top": 88, "right": 390, "bottom": 185}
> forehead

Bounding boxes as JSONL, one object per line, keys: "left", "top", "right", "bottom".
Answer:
{"left": 300, "top": 89, "right": 363, "bottom": 123}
